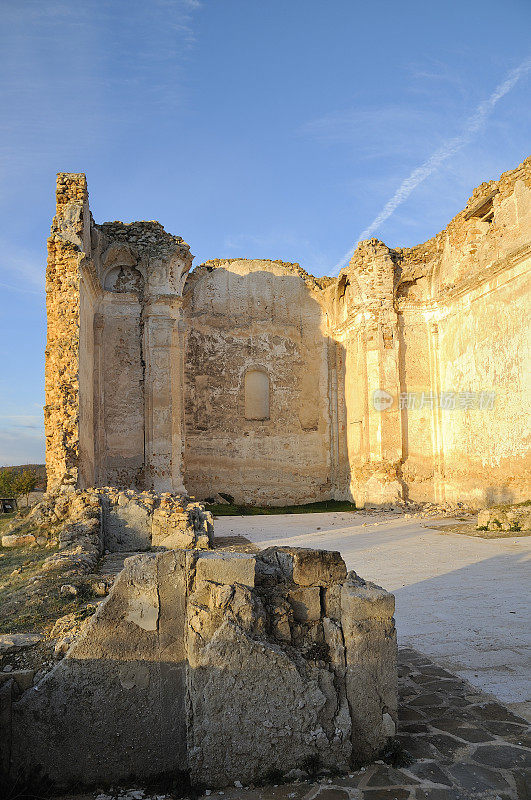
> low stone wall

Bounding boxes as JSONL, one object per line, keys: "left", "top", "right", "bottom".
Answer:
{"left": 477, "top": 504, "right": 530, "bottom": 532}
{"left": 4, "top": 547, "right": 397, "bottom": 789}
{"left": 1, "top": 488, "right": 214, "bottom": 573}
{"left": 101, "top": 488, "right": 213, "bottom": 551}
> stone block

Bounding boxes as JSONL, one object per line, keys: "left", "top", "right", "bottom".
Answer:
{"left": 323, "top": 584, "right": 341, "bottom": 620}
{"left": 6, "top": 545, "right": 396, "bottom": 788}
{"left": 323, "top": 616, "right": 346, "bottom": 669}
{"left": 0, "top": 634, "right": 42, "bottom": 655}
{"left": 195, "top": 552, "right": 256, "bottom": 587}
{"left": 153, "top": 528, "right": 197, "bottom": 549}
{"left": 1, "top": 534, "right": 36, "bottom": 548}
{"left": 264, "top": 547, "right": 347, "bottom": 587}
{"left": 287, "top": 586, "right": 322, "bottom": 622}
{"left": 341, "top": 580, "right": 395, "bottom": 623}
{"left": 103, "top": 498, "right": 151, "bottom": 552}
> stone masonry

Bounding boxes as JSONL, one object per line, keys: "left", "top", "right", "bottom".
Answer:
{"left": 44, "top": 159, "right": 530, "bottom": 506}
{"left": 5, "top": 547, "right": 397, "bottom": 789}
{"left": 1, "top": 488, "right": 214, "bottom": 574}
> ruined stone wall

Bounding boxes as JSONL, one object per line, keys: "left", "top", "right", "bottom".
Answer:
{"left": 397, "top": 158, "right": 530, "bottom": 505}
{"left": 328, "top": 157, "right": 531, "bottom": 506}
{"left": 324, "top": 243, "right": 404, "bottom": 507}
{"left": 45, "top": 174, "right": 192, "bottom": 493}
{"left": 91, "top": 221, "right": 193, "bottom": 491}
{"left": 44, "top": 174, "right": 92, "bottom": 490}
{"left": 45, "top": 161, "right": 529, "bottom": 506}
{"left": 183, "top": 260, "right": 334, "bottom": 505}
{"left": 7, "top": 548, "right": 396, "bottom": 788}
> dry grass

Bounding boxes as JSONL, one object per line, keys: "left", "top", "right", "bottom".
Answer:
{"left": 0, "top": 514, "right": 97, "bottom": 635}
{"left": 425, "top": 521, "right": 530, "bottom": 539}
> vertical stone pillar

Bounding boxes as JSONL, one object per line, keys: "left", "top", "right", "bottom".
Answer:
{"left": 143, "top": 298, "right": 186, "bottom": 493}
{"left": 92, "top": 313, "right": 105, "bottom": 486}
{"left": 342, "top": 240, "right": 404, "bottom": 506}
{"left": 427, "top": 320, "right": 445, "bottom": 501}
{"left": 44, "top": 173, "right": 91, "bottom": 491}
{"left": 360, "top": 313, "right": 403, "bottom": 504}
{"left": 341, "top": 578, "right": 398, "bottom": 762}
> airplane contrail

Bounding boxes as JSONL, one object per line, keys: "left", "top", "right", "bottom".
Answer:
{"left": 331, "top": 57, "right": 531, "bottom": 275}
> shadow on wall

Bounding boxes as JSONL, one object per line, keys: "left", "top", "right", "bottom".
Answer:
{"left": 3, "top": 654, "right": 380, "bottom": 791}
{"left": 484, "top": 486, "right": 515, "bottom": 507}
{"left": 182, "top": 266, "right": 353, "bottom": 506}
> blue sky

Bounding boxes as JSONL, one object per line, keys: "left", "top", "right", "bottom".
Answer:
{"left": 1, "top": 0, "right": 530, "bottom": 465}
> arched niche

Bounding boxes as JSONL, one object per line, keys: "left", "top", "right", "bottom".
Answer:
{"left": 244, "top": 369, "right": 270, "bottom": 420}
{"left": 104, "top": 265, "right": 144, "bottom": 294}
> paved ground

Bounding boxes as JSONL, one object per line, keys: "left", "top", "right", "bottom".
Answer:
{"left": 212, "top": 512, "right": 530, "bottom": 715}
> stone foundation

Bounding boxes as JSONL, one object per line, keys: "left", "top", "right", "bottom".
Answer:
{"left": 4, "top": 547, "right": 397, "bottom": 788}
{"left": 1, "top": 489, "right": 214, "bottom": 573}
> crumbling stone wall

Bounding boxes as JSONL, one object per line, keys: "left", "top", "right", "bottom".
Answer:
{"left": 92, "top": 221, "right": 193, "bottom": 490}
{"left": 100, "top": 488, "right": 213, "bottom": 551}
{"left": 323, "top": 242, "right": 404, "bottom": 506}
{"left": 45, "top": 159, "right": 529, "bottom": 507}
{"left": 6, "top": 547, "right": 396, "bottom": 788}
{"left": 393, "top": 158, "right": 530, "bottom": 505}
{"left": 2, "top": 489, "right": 213, "bottom": 572}
{"left": 182, "top": 259, "right": 334, "bottom": 505}
{"left": 325, "top": 157, "right": 531, "bottom": 506}
{"left": 44, "top": 173, "right": 193, "bottom": 493}
{"left": 44, "top": 173, "right": 92, "bottom": 490}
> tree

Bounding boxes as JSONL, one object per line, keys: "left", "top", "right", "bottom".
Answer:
{"left": 0, "top": 468, "right": 18, "bottom": 499}
{"left": 14, "top": 469, "right": 38, "bottom": 507}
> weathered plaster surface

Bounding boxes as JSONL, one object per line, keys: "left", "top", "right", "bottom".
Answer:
{"left": 183, "top": 259, "right": 333, "bottom": 505}
{"left": 325, "top": 157, "right": 531, "bottom": 506}
{"left": 45, "top": 158, "right": 530, "bottom": 506}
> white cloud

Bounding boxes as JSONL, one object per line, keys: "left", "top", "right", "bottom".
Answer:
{"left": 0, "top": 416, "right": 44, "bottom": 466}
{"left": 331, "top": 57, "right": 531, "bottom": 273}
{"left": 300, "top": 105, "right": 449, "bottom": 161}
{"left": 0, "top": 240, "right": 45, "bottom": 295}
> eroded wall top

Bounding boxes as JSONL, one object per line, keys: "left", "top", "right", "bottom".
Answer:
{"left": 327, "top": 156, "right": 531, "bottom": 315}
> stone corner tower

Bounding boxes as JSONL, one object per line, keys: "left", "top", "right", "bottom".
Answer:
{"left": 44, "top": 172, "right": 192, "bottom": 494}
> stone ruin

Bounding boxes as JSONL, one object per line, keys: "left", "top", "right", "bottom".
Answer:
{"left": 1, "top": 487, "right": 214, "bottom": 572}
{"left": 44, "top": 159, "right": 530, "bottom": 509}
{"left": 3, "top": 547, "right": 397, "bottom": 789}
{"left": 2, "top": 488, "right": 397, "bottom": 790}
{"left": 3, "top": 157, "right": 529, "bottom": 791}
